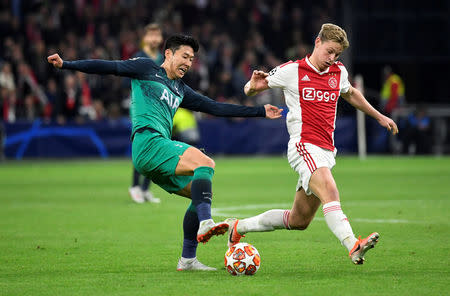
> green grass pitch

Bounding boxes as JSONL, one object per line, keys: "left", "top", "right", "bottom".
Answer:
{"left": 0, "top": 156, "right": 449, "bottom": 295}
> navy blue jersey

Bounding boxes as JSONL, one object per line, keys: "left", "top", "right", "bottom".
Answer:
{"left": 62, "top": 58, "right": 266, "bottom": 138}
{"left": 134, "top": 50, "right": 164, "bottom": 66}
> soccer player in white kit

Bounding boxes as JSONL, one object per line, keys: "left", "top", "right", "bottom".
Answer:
{"left": 226, "top": 23, "right": 399, "bottom": 264}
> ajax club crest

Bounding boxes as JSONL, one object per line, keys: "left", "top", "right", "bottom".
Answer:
{"left": 328, "top": 77, "right": 338, "bottom": 88}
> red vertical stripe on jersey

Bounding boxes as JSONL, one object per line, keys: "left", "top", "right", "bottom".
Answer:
{"left": 296, "top": 60, "right": 342, "bottom": 151}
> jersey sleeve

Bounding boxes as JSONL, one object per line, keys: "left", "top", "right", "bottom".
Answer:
{"left": 337, "top": 64, "right": 351, "bottom": 94}
{"left": 62, "top": 57, "right": 157, "bottom": 78}
{"left": 266, "top": 61, "right": 296, "bottom": 89}
{"left": 181, "top": 85, "right": 266, "bottom": 117}
{"left": 116, "top": 58, "right": 157, "bottom": 78}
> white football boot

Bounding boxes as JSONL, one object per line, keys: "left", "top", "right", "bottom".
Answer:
{"left": 349, "top": 232, "right": 380, "bottom": 264}
{"left": 196, "top": 219, "right": 229, "bottom": 243}
{"left": 176, "top": 257, "right": 216, "bottom": 271}
{"left": 128, "top": 186, "right": 145, "bottom": 203}
{"left": 143, "top": 191, "right": 161, "bottom": 203}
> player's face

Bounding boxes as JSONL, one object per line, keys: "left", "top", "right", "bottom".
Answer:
{"left": 143, "top": 30, "right": 163, "bottom": 49}
{"left": 313, "top": 38, "right": 343, "bottom": 71}
{"left": 165, "top": 45, "right": 195, "bottom": 79}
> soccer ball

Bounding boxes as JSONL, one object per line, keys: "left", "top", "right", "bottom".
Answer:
{"left": 224, "top": 242, "right": 261, "bottom": 276}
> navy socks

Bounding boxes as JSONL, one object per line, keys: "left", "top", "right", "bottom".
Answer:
{"left": 181, "top": 203, "right": 199, "bottom": 258}
{"left": 190, "top": 166, "right": 214, "bottom": 222}
{"left": 181, "top": 166, "right": 214, "bottom": 258}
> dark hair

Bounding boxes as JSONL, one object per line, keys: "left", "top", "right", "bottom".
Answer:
{"left": 164, "top": 34, "right": 199, "bottom": 53}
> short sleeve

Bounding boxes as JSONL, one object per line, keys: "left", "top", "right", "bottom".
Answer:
{"left": 337, "top": 64, "right": 351, "bottom": 94}
{"left": 267, "top": 61, "right": 297, "bottom": 89}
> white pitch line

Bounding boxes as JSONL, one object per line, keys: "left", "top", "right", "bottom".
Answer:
{"left": 211, "top": 203, "right": 425, "bottom": 224}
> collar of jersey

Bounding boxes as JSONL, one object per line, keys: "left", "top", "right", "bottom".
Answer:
{"left": 158, "top": 67, "right": 182, "bottom": 95}
{"left": 305, "top": 55, "right": 330, "bottom": 75}
{"left": 159, "top": 67, "right": 170, "bottom": 78}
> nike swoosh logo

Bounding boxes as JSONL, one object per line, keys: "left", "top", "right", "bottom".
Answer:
{"left": 229, "top": 227, "right": 234, "bottom": 243}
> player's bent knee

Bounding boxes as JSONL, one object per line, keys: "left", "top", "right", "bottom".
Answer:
{"left": 290, "top": 223, "right": 310, "bottom": 231}
{"left": 199, "top": 156, "right": 215, "bottom": 169}
{"left": 289, "top": 218, "right": 312, "bottom": 230}
{"left": 207, "top": 157, "right": 215, "bottom": 169}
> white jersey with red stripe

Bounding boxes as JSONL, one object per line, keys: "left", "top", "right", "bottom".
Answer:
{"left": 267, "top": 56, "right": 351, "bottom": 151}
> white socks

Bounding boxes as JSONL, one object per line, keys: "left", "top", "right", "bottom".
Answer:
{"left": 323, "top": 201, "right": 357, "bottom": 251}
{"left": 234, "top": 203, "right": 357, "bottom": 252}
{"left": 236, "top": 209, "right": 290, "bottom": 234}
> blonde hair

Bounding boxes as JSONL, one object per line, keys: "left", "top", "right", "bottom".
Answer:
{"left": 318, "top": 23, "right": 349, "bottom": 50}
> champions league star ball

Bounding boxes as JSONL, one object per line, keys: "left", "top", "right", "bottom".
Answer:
{"left": 224, "top": 242, "right": 261, "bottom": 276}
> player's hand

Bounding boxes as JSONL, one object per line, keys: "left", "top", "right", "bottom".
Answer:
{"left": 249, "top": 70, "right": 269, "bottom": 90}
{"left": 245, "top": 70, "right": 270, "bottom": 96}
{"left": 264, "top": 104, "right": 283, "bottom": 119}
{"left": 47, "top": 53, "right": 63, "bottom": 68}
{"left": 377, "top": 114, "right": 399, "bottom": 135}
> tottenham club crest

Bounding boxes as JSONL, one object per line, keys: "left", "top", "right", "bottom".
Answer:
{"left": 328, "top": 77, "right": 338, "bottom": 88}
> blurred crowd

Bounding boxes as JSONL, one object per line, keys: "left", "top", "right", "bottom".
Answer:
{"left": 0, "top": 0, "right": 338, "bottom": 124}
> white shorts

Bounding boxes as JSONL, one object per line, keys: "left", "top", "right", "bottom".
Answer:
{"left": 287, "top": 139, "right": 336, "bottom": 195}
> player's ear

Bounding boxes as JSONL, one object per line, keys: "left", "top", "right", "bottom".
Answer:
{"left": 164, "top": 49, "right": 172, "bottom": 59}
{"left": 314, "top": 37, "right": 322, "bottom": 47}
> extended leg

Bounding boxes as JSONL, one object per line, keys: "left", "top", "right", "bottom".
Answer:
{"left": 227, "top": 188, "right": 320, "bottom": 246}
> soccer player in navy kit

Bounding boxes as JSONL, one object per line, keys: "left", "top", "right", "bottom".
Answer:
{"left": 48, "top": 34, "right": 282, "bottom": 270}
{"left": 226, "top": 24, "right": 399, "bottom": 265}
{"left": 128, "top": 23, "right": 164, "bottom": 204}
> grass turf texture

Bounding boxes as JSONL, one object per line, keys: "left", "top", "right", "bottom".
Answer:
{"left": 0, "top": 156, "right": 449, "bottom": 295}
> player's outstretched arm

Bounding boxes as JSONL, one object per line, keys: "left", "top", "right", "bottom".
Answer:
{"left": 47, "top": 54, "right": 152, "bottom": 78}
{"left": 342, "top": 86, "right": 399, "bottom": 135}
{"left": 47, "top": 53, "right": 119, "bottom": 75}
{"left": 181, "top": 86, "right": 282, "bottom": 120}
{"left": 244, "top": 70, "right": 270, "bottom": 96}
